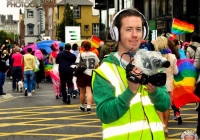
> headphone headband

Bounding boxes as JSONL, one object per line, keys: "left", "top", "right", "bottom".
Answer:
{"left": 110, "top": 8, "right": 149, "bottom": 42}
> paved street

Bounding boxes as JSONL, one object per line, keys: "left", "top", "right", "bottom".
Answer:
{"left": 0, "top": 78, "right": 199, "bottom": 140}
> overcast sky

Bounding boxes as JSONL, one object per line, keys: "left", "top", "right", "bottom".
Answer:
{"left": 0, "top": 0, "right": 23, "bottom": 20}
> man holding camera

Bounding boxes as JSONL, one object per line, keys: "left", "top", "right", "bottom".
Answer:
{"left": 92, "top": 9, "right": 170, "bottom": 140}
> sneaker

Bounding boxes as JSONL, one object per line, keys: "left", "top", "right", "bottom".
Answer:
{"left": 0, "top": 93, "right": 6, "bottom": 95}
{"left": 87, "top": 108, "right": 91, "bottom": 114}
{"left": 66, "top": 94, "right": 71, "bottom": 104}
{"left": 24, "top": 88, "right": 28, "bottom": 96}
{"left": 73, "top": 94, "right": 77, "bottom": 99}
{"left": 12, "top": 89, "right": 16, "bottom": 91}
{"left": 177, "top": 116, "right": 182, "bottom": 125}
{"left": 80, "top": 106, "right": 85, "bottom": 112}
{"left": 173, "top": 116, "right": 177, "bottom": 120}
{"left": 56, "top": 95, "right": 59, "bottom": 99}
{"left": 32, "top": 90, "right": 35, "bottom": 93}
{"left": 28, "top": 93, "right": 32, "bottom": 96}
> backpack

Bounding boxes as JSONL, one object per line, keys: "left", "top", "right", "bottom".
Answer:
{"left": 187, "top": 45, "right": 197, "bottom": 59}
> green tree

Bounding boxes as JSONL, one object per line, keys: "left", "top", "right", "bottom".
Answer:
{"left": 57, "top": 3, "right": 78, "bottom": 42}
{"left": 7, "top": 32, "right": 18, "bottom": 43}
{"left": 0, "top": 30, "right": 9, "bottom": 44}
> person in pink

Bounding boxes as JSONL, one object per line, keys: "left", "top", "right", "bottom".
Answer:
{"left": 49, "top": 42, "right": 61, "bottom": 99}
{"left": 11, "top": 47, "right": 23, "bottom": 91}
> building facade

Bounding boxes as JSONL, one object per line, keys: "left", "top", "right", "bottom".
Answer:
{"left": 0, "top": 14, "right": 18, "bottom": 34}
{"left": 55, "top": 0, "right": 99, "bottom": 39}
{"left": 100, "top": 0, "right": 200, "bottom": 41}
{"left": 24, "top": 7, "right": 40, "bottom": 45}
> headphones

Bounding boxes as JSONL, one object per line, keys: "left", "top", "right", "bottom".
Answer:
{"left": 110, "top": 8, "right": 149, "bottom": 42}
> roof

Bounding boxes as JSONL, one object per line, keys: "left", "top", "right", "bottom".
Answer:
{"left": 56, "top": 0, "right": 93, "bottom": 6}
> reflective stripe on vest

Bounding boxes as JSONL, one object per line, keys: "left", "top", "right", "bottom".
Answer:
{"left": 93, "top": 62, "right": 165, "bottom": 140}
{"left": 103, "top": 121, "right": 163, "bottom": 139}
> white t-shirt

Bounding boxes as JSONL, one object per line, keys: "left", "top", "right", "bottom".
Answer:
{"left": 76, "top": 52, "right": 99, "bottom": 76}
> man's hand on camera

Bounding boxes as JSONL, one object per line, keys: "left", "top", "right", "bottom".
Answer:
{"left": 127, "top": 67, "right": 142, "bottom": 94}
{"left": 144, "top": 83, "right": 156, "bottom": 93}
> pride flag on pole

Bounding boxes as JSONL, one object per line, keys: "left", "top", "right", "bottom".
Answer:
{"left": 90, "top": 35, "right": 102, "bottom": 48}
{"left": 173, "top": 59, "right": 199, "bottom": 108}
{"left": 171, "top": 18, "right": 194, "bottom": 34}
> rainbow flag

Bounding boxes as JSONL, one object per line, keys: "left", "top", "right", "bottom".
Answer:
{"left": 173, "top": 59, "right": 199, "bottom": 108}
{"left": 166, "top": 33, "right": 177, "bottom": 41}
{"left": 90, "top": 35, "right": 102, "bottom": 48}
{"left": 171, "top": 18, "right": 194, "bottom": 34}
{"left": 44, "top": 59, "right": 53, "bottom": 76}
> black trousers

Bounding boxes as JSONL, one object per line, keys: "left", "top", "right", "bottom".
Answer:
{"left": 59, "top": 73, "right": 73, "bottom": 102}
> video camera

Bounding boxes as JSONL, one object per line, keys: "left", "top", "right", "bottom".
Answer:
{"left": 126, "top": 49, "right": 170, "bottom": 86}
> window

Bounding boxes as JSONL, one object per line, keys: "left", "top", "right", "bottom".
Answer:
{"left": 84, "top": 25, "right": 89, "bottom": 31}
{"left": 73, "top": 6, "right": 80, "bottom": 18}
{"left": 28, "top": 27, "right": 34, "bottom": 35}
{"left": 27, "top": 11, "right": 34, "bottom": 18}
{"left": 93, "top": 24, "right": 99, "bottom": 36}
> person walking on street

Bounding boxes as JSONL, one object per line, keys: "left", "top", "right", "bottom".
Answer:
{"left": 0, "top": 47, "right": 9, "bottom": 95}
{"left": 56, "top": 43, "right": 76, "bottom": 104}
{"left": 23, "top": 48, "right": 35, "bottom": 96}
{"left": 49, "top": 43, "right": 61, "bottom": 99}
{"left": 75, "top": 41, "right": 99, "bottom": 113}
{"left": 92, "top": 8, "right": 170, "bottom": 140}
{"left": 11, "top": 47, "right": 23, "bottom": 91}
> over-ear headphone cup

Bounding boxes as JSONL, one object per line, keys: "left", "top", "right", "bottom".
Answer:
{"left": 113, "top": 26, "right": 119, "bottom": 42}
{"left": 143, "top": 26, "right": 146, "bottom": 39}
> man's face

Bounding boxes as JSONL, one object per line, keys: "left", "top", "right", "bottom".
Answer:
{"left": 118, "top": 16, "right": 143, "bottom": 52}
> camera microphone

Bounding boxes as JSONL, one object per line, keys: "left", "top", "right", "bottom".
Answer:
{"left": 162, "top": 61, "right": 170, "bottom": 68}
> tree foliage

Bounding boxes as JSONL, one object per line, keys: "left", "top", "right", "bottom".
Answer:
{"left": 0, "top": 30, "right": 18, "bottom": 45}
{"left": 0, "top": 30, "right": 8, "bottom": 44}
{"left": 57, "top": 3, "right": 78, "bottom": 42}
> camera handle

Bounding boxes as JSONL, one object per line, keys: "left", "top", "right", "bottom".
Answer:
{"left": 126, "top": 63, "right": 141, "bottom": 84}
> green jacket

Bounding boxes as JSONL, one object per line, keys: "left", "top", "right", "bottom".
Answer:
{"left": 92, "top": 53, "right": 170, "bottom": 140}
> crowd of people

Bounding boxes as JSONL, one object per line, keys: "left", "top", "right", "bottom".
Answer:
{"left": 0, "top": 40, "right": 102, "bottom": 114}
{"left": 1, "top": 7, "right": 200, "bottom": 140}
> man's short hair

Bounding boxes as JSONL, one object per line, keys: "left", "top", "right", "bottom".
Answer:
{"left": 72, "top": 43, "right": 78, "bottom": 51}
{"left": 65, "top": 43, "right": 71, "bottom": 50}
{"left": 27, "top": 48, "right": 32, "bottom": 53}
{"left": 59, "top": 46, "right": 64, "bottom": 51}
{"left": 113, "top": 9, "right": 145, "bottom": 33}
{"left": 190, "top": 33, "right": 200, "bottom": 43}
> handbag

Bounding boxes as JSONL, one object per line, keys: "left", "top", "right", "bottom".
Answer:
{"left": 73, "top": 53, "right": 87, "bottom": 77}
